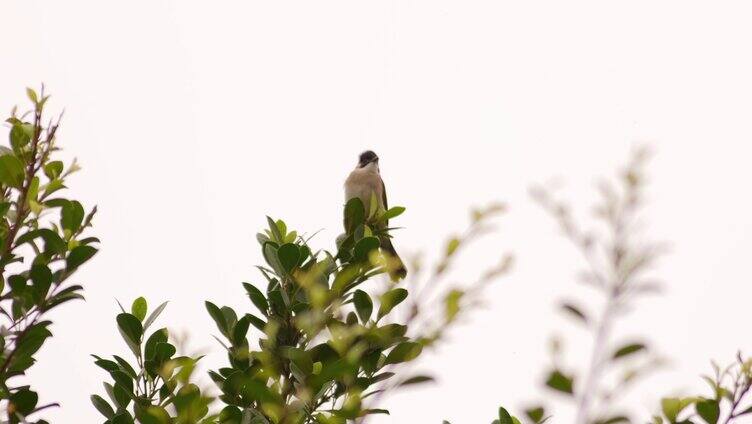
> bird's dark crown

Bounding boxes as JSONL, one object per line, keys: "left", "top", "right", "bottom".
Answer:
{"left": 358, "top": 150, "right": 379, "bottom": 167}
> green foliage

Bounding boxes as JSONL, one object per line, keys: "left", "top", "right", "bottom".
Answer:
{"left": 0, "top": 87, "right": 98, "bottom": 422}
{"left": 206, "top": 199, "right": 510, "bottom": 423}
{"left": 92, "top": 298, "right": 215, "bottom": 423}
{"left": 651, "top": 354, "right": 752, "bottom": 424}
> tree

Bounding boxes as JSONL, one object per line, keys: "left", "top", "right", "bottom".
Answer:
{"left": 0, "top": 87, "right": 98, "bottom": 422}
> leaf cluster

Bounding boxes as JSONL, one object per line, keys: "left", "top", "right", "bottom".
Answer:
{"left": 91, "top": 297, "right": 215, "bottom": 423}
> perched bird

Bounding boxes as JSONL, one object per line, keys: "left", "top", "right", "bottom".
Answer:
{"left": 344, "top": 150, "right": 407, "bottom": 281}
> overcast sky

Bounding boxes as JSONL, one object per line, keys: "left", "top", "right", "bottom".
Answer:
{"left": 3, "top": 1, "right": 752, "bottom": 422}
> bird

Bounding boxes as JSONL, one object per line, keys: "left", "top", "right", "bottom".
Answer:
{"left": 344, "top": 150, "right": 407, "bottom": 281}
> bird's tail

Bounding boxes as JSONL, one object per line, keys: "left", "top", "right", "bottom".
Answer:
{"left": 380, "top": 236, "right": 407, "bottom": 281}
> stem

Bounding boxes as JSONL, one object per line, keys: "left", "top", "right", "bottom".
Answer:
{"left": 574, "top": 295, "right": 616, "bottom": 424}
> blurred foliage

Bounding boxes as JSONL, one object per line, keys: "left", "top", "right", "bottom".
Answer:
{"left": 205, "top": 198, "right": 511, "bottom": 423}
{"left": 492, "top": 149, "right": 665, "bottom": 424}
{"left": 0, "top": 87, "right": 98, "bottom": 422}
{"left": 91, "top": 298, "right": 215, "bottom": 423}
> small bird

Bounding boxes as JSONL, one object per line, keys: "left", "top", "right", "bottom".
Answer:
{"left": 344, "top": 150, "right": 407, "bottom": 281}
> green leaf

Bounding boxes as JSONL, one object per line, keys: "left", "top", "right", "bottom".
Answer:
{"left": 67, "top": 245, "right": 98, "bottom": 269}
{"left": 44, "top": 161, "right": 64, "bottom": 179}
{"left": 612, "top": 342, "right": 647, "bottom": 360}
{"left": 378, "top": 288, "right": 408, "bottom": 320}
{"left": 91, "top": 394, "right": 115, "bottom": 418}
{"left": 353, "top": 290, "right": 373, "bottom": 324}
{"left": 445, "top": 289, "right": 464, "bottom": 322}
{"left": 131, "top": 297, "right": 147, "bottom": 322}
{"left": 661, "top": 398, "right": 691, "bottom": 422}
{"left": 243, "top": 283, "right": 269, "bottom": 316}
{"left": 10, "top": 123, "right": 31, "bottom": 151}
{"left": 378, "top": 206, "right": 406, "bottom": 223}
{"left": 0, "top": 154, "right": 25, "bottom": 188}
{"left": 116, "top": 313, "right": 144, "bottom": 346}
{"left": 525, "top": 407, "right": 546, "bottom": 423}
{"left": 498, "top": 407, "right": 515, "bottom": 424}
{"left": 61, "top": 200, "right": 85, "bottom": 233}
{"left": 277, "top": 243, "right": 300, "bottom": 273}
{"left": 266, "top": 216, "right": 283, "bottom": 242}
{"left": 385, "top": 342, "right": 422, "bottom": 365}
{"left": 696, "top": 399, "right": 720, "bottom": 424}
{"left": 111, "top": 412, "right": 136, "bottom": 424}
{"left": 354, "top": 237, "right": 380, "bottom": 262}
{"left": 398, "top": 375, "right": 435, "bottom": 386}
{"left": 344, "top": 197, "right": 366, "bottom": 233}
{"left": 206, "top": 301, "right": 228, "bottom": 335}
{"left": 545, "top": 370, "right": 574, "bottom": 395}
{"left": 9, "top": 388, "right": 38, "bottom": 415}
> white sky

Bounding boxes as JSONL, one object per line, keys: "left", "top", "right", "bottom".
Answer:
{"left": 3, "top": 1, "right": 752, "bottom": 422}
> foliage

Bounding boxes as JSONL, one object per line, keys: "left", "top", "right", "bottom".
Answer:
{"left": 91, "top": 297, "right": 215, "bottom": 423}
{"left": 651, "top": 353, "right": 752, "bottom": 424}
{"left": 0, "top": 87, "right": 98, "bottom": 422}
{"left": 492, "top": 149, "right": 665, "bottom": 424}
{"left": 205, "top": 198, "right": 510, "bottom": 423}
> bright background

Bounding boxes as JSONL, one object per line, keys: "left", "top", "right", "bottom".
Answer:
{"left": 3, "top": 1, "right": 752, "bottom": 422}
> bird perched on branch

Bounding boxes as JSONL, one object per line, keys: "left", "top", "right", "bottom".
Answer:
{"left": 344, "top": 150, "right": 407, "bottom": 281}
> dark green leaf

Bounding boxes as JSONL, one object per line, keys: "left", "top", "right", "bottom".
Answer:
{"left": 545, "top": 370, "right": 574, "bottom": 395}
{"left": 385, "top": 342, "right": 422, "bottom": 365}
{"left": 696, "top": 399, "right": 720, "bottom": 424}
{"left": 116, "top": 313, "right": 143, "bottom": 346}
{"left": 66, "top": 245, "right": 98, "bottom": 269}
{"left": 353, "top": 290, "right": 373, "bottom": 324}
{"left": 277, "top": 243, "right": 300, "bottom": 273}
{"left": 243, "top": 283, "right": 269, "bottom": 316}
{"left": 91, "top": 394, "right": 115, "bottom": 418}
{"left": 612, "top": 343, "right": 647, "bottom": 360}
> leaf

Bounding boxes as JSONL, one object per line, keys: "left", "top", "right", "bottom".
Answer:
{"left": 385, "top": 342, "right": 422, "bottom": 365}
{"left": 545, "top": 370, "right": 574, "bottom": 395}
{"left": 143, "top": 301, "right": 168, "bottom": 332}
{"left": 44, "top": 161, "right": 64, "bottom": 179}
{"left": 131, "top": 297, "right": 147, "bottom": 322}
{"left": 378, "top": 288, "right": 408, "bottom": 320}
{"left": 696, "top": 399, "right": 720, "bottom": 424}
{"left": 205, "top": 301, "right": 227, "bottom": 335}
{"left": 344, "top": 197, "right": 365, "bottom": 233}
{"left": 398, "top": 375, "right": 435, "bottom": 386}
{"left": 353, "top": 236, "right": 380, "bottom": 263}
{"left": 277, "top": 243, "right": 300, "bottom": 273}
{"left": 116, "top": 313, "right": 143, "bottom": 346}
{"left": 61, "top": 200, "right": 85, "bottom": 233}
{"left": 243, "top": 283, "right": 269, "bottom": 316}
{"left": 91, "top": 394, "right": 115, "bottom": 418}
{"left": 266, "top": 216, "right": 283, "bottom": 242}
{"left": 612, "top": 343, "right": 647, "bottom": 360}
{"left": 0, "top": 154, "right": 25, "bottom": 188}
{"left": 9, "top": 388, "right": 38, "bottom": 415}
{"left": 378, "top": 206, "right": 406, "bottom": 223}
{"left": 498, "top": 407, "right": 515, "bottom": 424}
{"left": 661, "top": 398, "right": 691, "bottom": 422}
{"left": 67, "top": 245, "right": 98, "bottom": 269}
{"left": 445, "top": 289, "right": 464, "bottom": 322}
{"left": 353, "top": 290, "right": 373, "bottom": 324}
{"left": 525, "top": 407, "right": 546, "bottom": 423}
{"left": 560, "top": 302, "right": 588, "bottom": 324}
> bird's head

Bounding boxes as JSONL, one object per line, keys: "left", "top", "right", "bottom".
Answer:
{"left": 358, "top": 150, "right": 379, "bottom": 169}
